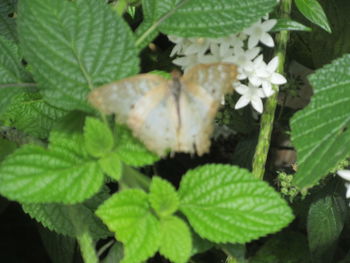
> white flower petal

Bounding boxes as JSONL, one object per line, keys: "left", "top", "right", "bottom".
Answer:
{"left": 271, "top": 73, "right": 287, "bottom": 85}
{"left": 267, "top": 56, "right": 279, "bottom": 72}
{"left": 346, "top": 185, "right": 350, "bottom": 198}
{"left": 248, "top": 34, "right": 260, "bottom": 49}
{"left": 261, "top": 33, "right": 275, "bottom": 47}
{"left": 235, "top": 84, "right": 249, "bottom": 94}
{"left": 251, "top": 96, "right": 263, "bottom": 113}
{"left": 246, "top": 47, "right": 261, "bottom": 60}
{"left": 249, "top": 75, "right": 262, "bottom": 86}
{"left": 262, "top": 19, "right": 277, "bottom": 31}
{"left": 338, "top": 170, "right": 350, "bottom": 181}
{"left": 235, "top": 95, "right": 250, "bottom": 109}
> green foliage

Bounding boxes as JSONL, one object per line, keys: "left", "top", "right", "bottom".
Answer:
{"left": 307, "top": 193, "right": 347, "bottom": 262}
{"left": 149, "top": 176, "right": 179, "bottom": 218}
{"left": 159, "top": 216, "right": 192, "bottom": 263}
{"left": 0, "top": 130, "right": 105, "bottom": 203}
{"left": 2, "top": 91, "right": 67, "bottom": 139}
{"left": 84, "top": 117, "right": 114, "bottom": 158}
{"left": 141, "top": 0, "right": 277, "bottom": 38}
{"left": 250, "top": 232, "right": 311, "bottom": 263}
{"left": 23, "top": 202, "right": 110, "bottom": 240}
{"left": 17, "top": 0, "right": 139, "bottom": 111}
{"left": 98, "top": 152, "right": 123, "bottom": 181}
{"left": 294, "top": 0, "right": 331, "bottom": 33}
{"left": 0, "top": 0, "right": 17, "bottom": 42}
{"left": 0, "top": 36, "right": 30, "bottom": 115}
{"left": 102, "top": 242, "right": 124, "bottom": 263}
{"left": 115, "top": 125, "right": 159, "bottom": 167}
{"left": 291, "top": 54, "right": 350, "bottom": 189}
{"left": 272, "top": 18, "right": 312, "bottom": 32}
{"left": 96, "top": 189, "right": 161, "bottom": 263}
{"left": 178, "top": 164, "right": 294, "bottom": 243}
{"left": 0, "top": 138, "right": 17, "bottom": 161}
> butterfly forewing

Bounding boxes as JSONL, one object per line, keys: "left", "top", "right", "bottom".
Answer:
{"left": 88, "top": 74, "right": 168, "bottom": 123}
{"left": 181, "top": 63, "right": 237, "bottom": 101}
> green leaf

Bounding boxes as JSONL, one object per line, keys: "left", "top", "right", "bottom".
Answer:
{"left": 178, "top": 164, "right": 294, "bottom": 243}
{"left": 291, "top": 54, "right": 350, "bottom": 188}
{"left": 115, "top": 125, "right": 159, "bottom": 167}
{"left": 307, "top": 194, "right": 347, "bottom": 262}
{"left": 96, "top": 189, "right": 160, "bottom": 263}
{"left": 0, "top": 0, "right": 17, "bottom": 42}
{"left": 0, "top": 36, "right": 30, "bottom": 115}
{"left": 23, "top": 202, "right": 110, "bottom": 240}
{"left": 84, "top": 117, "right": 114, "bottom": 158}
{"left": 271, "top": 18, "right": 312, "bottom": 32}
{"left": 149, "top": 176, "right": 179, "bottom": 217}
{"left": 159, "top": 216, "right": 192, "bottom": 263}
{"left": 0, "top": 130, "right": 104, "bottom": 203}
{"left": 98, "top": 152, "right": 123, "bottom": 181}
{"left": 17, "top": 0, "right": 139, "bottom": 111}
{"left": 139, "top": 0, "right": 277, "bottom": 39}
{"left": 295, "top": 0, "right": 331, "bottom": 33}
{"left": 1, "top": 91, "right": 67, "bottom": 139}
{"left": 250, "top": 232, "right": 311, "bottom": 263}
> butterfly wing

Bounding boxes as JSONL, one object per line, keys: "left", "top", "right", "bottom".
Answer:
{"left": 176, "top": 63, "right": 237, "bottom": 155}
{"left": 127, "top": 84, "right": 178, "bottom": 156}
{"left": 181, "top": 63, "right": 237, "bottom": 101}
{"left": 175, "top": 81, "right": 218, "bottom": 155}
{"left": 88, "top": 74, "right": 168, "bottom": 123}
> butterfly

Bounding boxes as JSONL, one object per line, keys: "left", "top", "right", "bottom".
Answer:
{"left": 88, "top": 63, "right": 237, "bottom": 156}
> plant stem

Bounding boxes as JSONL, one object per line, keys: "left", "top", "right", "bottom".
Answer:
{"left": 77, "top": 231, "right": 99, "bottom": 263}
{"left": 252, "top": 0, "right": 292, "bottom": 180}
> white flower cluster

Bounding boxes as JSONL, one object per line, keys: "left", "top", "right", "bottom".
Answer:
{"left": 168, "top": 18, "right": 287, "bottom": 113}
{"left": 337, "top": 170, "right": 350, "bottom": 206}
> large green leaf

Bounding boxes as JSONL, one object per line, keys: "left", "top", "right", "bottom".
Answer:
{"left": 0, "top": 0, "right": 17, "bottom": 42}
{"left": 295, "top": 0, "right": 331, "bottom": 33}
{"left": 17, "top": 0, "right": 139, "bottom": 111}
{"left": 159, "top": 216, "right": 192, "bottom": 263}
{"left": 1, "top": 91, "right": 67, "bottom": 139}
{"left": 178, "top": 164, "right": 294, "bottom": 243}
{"left": 23, "top": 202, "right": 110, "bottom": 240}
{"left": 96, "top": 189, "right": 160, "bottom": 263}
{"left": 291, "top": 54, "right": 350, "bottom": 188}
{"left": 0, "top": 131, "right": 104, "bottom": 203}
{"left": 139, "top": 0, "right": 277, "bottom": 40}
{"left": 0, "top": 36, "right": 30, "bottom": 115}
{"left": 307, "top": 194, "right": 347, "bottom": 262}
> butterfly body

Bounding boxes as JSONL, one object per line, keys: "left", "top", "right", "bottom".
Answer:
{"left": 88, "top": 63, "right": 237, "bottom": 156}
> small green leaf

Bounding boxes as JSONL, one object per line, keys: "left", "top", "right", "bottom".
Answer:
{"left": 149, "top": 177, "right": 179, "bottom": 217}
{"left": 23, "top": 202, "right": 110, "bottom": 240}
{"left": 179, "top": 164, "right": 294, "bottom": 243}
{"left": 2, "top": 91, "right": 67, "bottom": 139}
{"left": 271, "top": 18, "right": 312, "bottom": 32}
{"left": 102, "top": 242, "right": 124, "bottom": 263}
{"left": 115, "top": 125, "right": 159, "bottom": 167}
{"left": 96, "top": 189, "right": 160, "bottom": 263}
{"left": 295, "top": 0, "right": 331, "bottom": 33}
{"left": 0, "top": 36, "right": 30, "bottom": 115}
{"left": 84, "top": 117, "right": 114, "bottom": 158}
{"left": 0, "top": 131, "right": 104, "bottom": 203}
{"left": 307, "top": 194, "right": 347, "bottom": 262}
{"left": 291, "top": 54, "right": 350, "bottom": 188}
{"left": 98, "top": 152, "right": 123, "bottom": 181}
{"left": 0, "top": 0, "right": 17, "bottom": 42}
{"left": 18, "top": 0, "right": 139, "bottom": 111}
{"left": 159, "top": 216, "right": 192, "bottom": 263}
